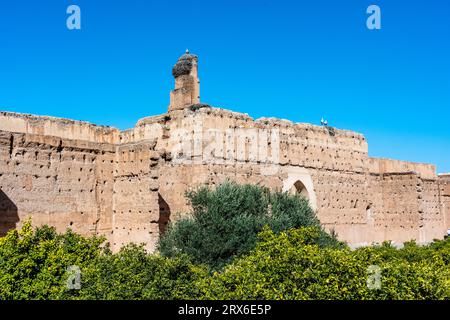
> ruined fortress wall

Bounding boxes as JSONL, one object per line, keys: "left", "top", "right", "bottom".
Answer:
{"left": 0, "top": 112, "right": 120, "bottom": 144}
{"left": 419, "top": 178, "right": 446, "bottom": 241}
{"left": 310, "top": 169, "right": 370, "bottom": 243}
{"left": 367, "top": 158, "right": 446, "bottom": 243}
{"left": 367, "top": 173, "right": 423, "bottom": 243}
{"left": 0, "top": 129, "right": 115, "bottom": 238}
{"left": 131, "top": 108, "right": 374, "bottom": 244}
{"left": 112, "top": 141, "right": 160, "bottom": 251}
{"left": 134, "top": 108, "right": 446, "bottom": 245}
{"left": 440, "top": 175, "right": 450, "bottom": 230}
{"left": 366, "top": 171, "right": 446, "bottom": 244}
{"left": 0, "top": 108, "right": 447, "bottom": 249}
{"left": 368, "top": 157, "right": 437, "bottom": 179}
{"left": 0, "top": 113, "right": 162, "bottom": 251}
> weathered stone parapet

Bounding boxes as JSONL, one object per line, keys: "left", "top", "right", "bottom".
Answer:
{"left": 368, "top": 157, "right": 437, "bottom": 179}
{"left": 0, "top": 111, "right": 120, "bottom": 144}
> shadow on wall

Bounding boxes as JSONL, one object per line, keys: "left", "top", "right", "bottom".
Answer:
{"left": 0, "top": 189, "right": 19, "bottom": 237}
{"left": 158, "top": 193, "right": 171, "bottom": 236}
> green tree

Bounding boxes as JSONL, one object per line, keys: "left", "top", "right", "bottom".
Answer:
{"left": 158, "top": 181, "right": 340, "bottom": 270}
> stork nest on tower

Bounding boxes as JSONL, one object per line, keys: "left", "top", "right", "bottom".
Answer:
{"left": 172, "top": 59, "right": 193, "bottom": 78}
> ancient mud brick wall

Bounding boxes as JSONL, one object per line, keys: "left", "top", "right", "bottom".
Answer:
{"left": 1, "top": 107, "right": 448, "bottom": 248}
{"left": 0, "top": 113, "right": 162, "bottom": 251}
{"left": 439, "top": 175, "right": 450, "bottom": 230}
{"left": 274, "top": 116, "right": 369, "bottom": 241}
{"left": 419, "top": 178, "right": 446, "bottom": 241}
{"left": 112, "top": 141, "right": 160, "bottom": 251}
{"left": 311, "top": 169, "right": 369, "bottom": 243}
{"left": 133, "top": 107, "right": 447, "bottom": 245}
{"left": 368, "top": 158, "right": 437, "bottom": 179}
{"left": 129, "top": 108, "right": 373, "bottom": 244}
{"left": 367, "top": 173, "right": 423, "bottom": 243}
{"left": 365, "top": 158, "right": 445, "bottom": 244}
{"left": 0, "top": 129, "right": 115, "bottom": 238}
{"left": 366, "top": 166, "right": 446, "bottom": 244}
{"left": 0, "top": 112, "right": 119, "bottom": 143}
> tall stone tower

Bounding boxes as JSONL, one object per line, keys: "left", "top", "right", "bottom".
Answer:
{"left": 168, "top": 50, "right": 200, "bottom": 112}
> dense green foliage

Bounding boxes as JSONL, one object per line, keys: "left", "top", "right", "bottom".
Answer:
{"left": 0, "top": 221, "right": 207, "bottom": 300}
{"left": 158, "top": 182, "right": 340, "bottom": 269}
{"left": 0, "top": 182, "right": 449, "bottom": 300}
{"left": 1, "top": 223, "right": 449, "bottom": 300}
{"left": 0, "top": 221, "right": 104, "bottom": 299}
{"left": 75, "top": 245, "right": 207, "bottom": 300}
{"left": 197, "top": 227, "right": 450, "bottom": 300}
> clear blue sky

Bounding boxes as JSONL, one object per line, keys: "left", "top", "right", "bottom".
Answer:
{"left": 1, "top": 0, "right": 449, "bottom": 172}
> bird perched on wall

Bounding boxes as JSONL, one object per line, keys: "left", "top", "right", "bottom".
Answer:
{"left": 321, "top": 117, "right": 328, "bottom": 126}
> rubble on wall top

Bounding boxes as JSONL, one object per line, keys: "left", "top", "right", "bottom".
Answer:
{"left": 255, "top": 117, "right": 294, "bottom": 126}
{"left": 133, "top": 105, "right": 366, "bottom": 141}
{"left": 135, "top": 114, "right": 171, "bottom": 127}
{"left": 255, "top": 116, "right": 365, "bottom": 140}
{"left": 198, "top": 106, "right": 253, "bottom": 121}
{"left": 2, "top": 107, "right": 366, "bottom": 143}
{"left": 164, "top": 105, "right": 253, "bottom": 121}
{"left": 188, "top": 103, "right": 212, "bottom": 112}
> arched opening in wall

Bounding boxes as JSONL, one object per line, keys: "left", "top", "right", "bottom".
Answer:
{"left": 158, "top": 193, "right": 171, "bottom": 236}
{"left": 0, "top": 189, "right": 19, "bottom": 237}
{"left": 290, "top": 180, "right": 310, "bottom": 201}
